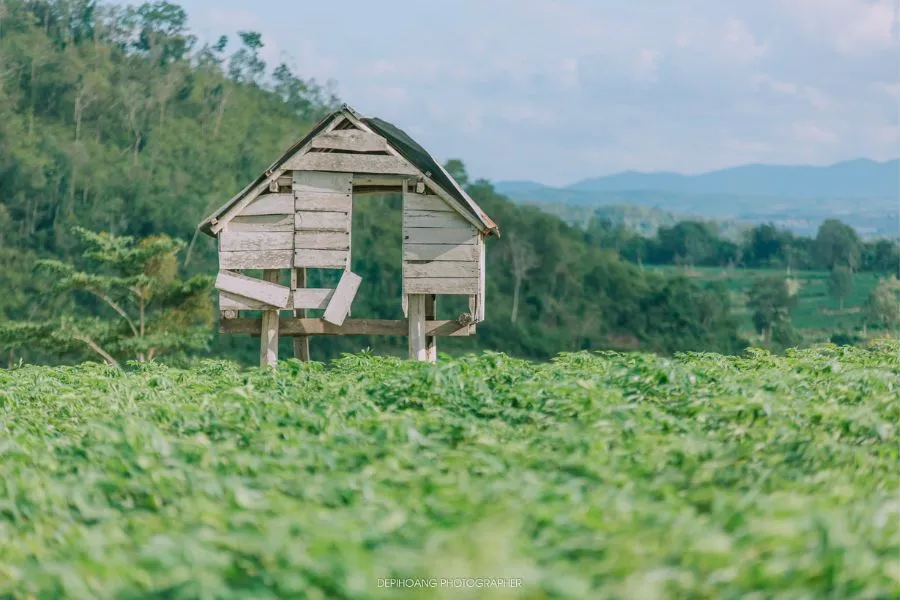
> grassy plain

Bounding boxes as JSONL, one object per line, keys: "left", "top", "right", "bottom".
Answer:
{"left": 1, "top": 345, "right": 898, "bottom": 599}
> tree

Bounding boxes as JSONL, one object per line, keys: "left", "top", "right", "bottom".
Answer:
{"left": 863, "top": 276, "right": 900, "bottom": 334}
{"left": 0, "top": 228, "right": 214, "bottom": 367}
{"left": 862, "top": 239, "right": 900, "bottom": 276}
{"left": 444, "top": 159, "right": 470, "bottom": 187}
{"left": 815, "top": 219, "right": 861, "bottom": 270}
{"left": 745, "top": 222, "right": 788, "bottom": 267}
{"left": 747, "top": 275, "right": 797, "bottom": 347}
{"left": 656, "top": 220, "right": 719, "bottom": 267}
{"left": 828, "top": 266, "right": 854, "bottom": 311}
{"left": 134, "top": 1, "right": 195, "bottom": 65}
{"left": 506, "top": 233, "right": 537, "bottom": 324}
{"left": 228, "top": 31, "right": 265, "bottom": 85}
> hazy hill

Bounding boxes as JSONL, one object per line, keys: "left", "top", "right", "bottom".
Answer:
{"left": 569, "top": 158, "right": 899, "bottom": 198}
{"left": 496, "top": 159, "right": 900, "bottom": 238}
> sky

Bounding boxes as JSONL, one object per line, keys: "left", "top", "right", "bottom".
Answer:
{"left": 117, "top": 0, "right": 899, "bottom": 186}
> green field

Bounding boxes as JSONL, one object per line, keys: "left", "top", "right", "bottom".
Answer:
{"left": 1, "top": 345, "right": 898, "bottom": 599}
{"left": 649, "top": 266, "right": 883, "bottom": 342}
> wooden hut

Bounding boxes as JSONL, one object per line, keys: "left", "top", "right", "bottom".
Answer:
{"left": 198, "top": 104, "right": 499, "bottom": 367}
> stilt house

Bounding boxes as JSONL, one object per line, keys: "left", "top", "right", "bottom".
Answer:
{"left": 197, "top": 104, "right": 499, "bottom": 366}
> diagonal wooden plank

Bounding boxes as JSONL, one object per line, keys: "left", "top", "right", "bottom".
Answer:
{"left": 322, "top": 270, "right": 362, "bottom": 326}
{"left": 215, "top": 270, "right": 290, "bottom": 309}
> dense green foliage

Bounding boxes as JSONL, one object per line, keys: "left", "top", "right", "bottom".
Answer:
{"left": 1, "top": 345, "right": 898, "bottom": 598}
{"left": 586, "top": 217, "right": 899, "bottom": 275}
{"left": 645, "top": 266, "right": 898, "bottom": 346}
{"left": 0, "top": 226, "right": 214, "bottom": 366}
{"left": 0, "top": 0, "right": 753, "bottom": 366}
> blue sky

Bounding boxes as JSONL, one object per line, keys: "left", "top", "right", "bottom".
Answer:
{"left": 116, "top": 0, "right": 899, "bottom": 186}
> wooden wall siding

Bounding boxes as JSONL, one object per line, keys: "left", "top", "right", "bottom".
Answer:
{"left": 292, "top": 249, "right": 348, "bottom": 269}
{"left": 293, "top": 171, "right": 353, "bottom": 270}
{"left": 404, "top": 261, "right": 478, "bottom": 278}
{"left": 225, "top": 214, "right": 294, "bottom": 232}
{"left": 294, "top": 231, "right": 350, "bottom": 250}
{"left": 403, "top": 210, "right": 473, "bottom": 229}
{"left": 404, "top": 193, "right": 454, "bottom": 212}
{"left": 285, "top": 152, "right": 418, "bottom": 176}
{"left": 403, "top": 244, "right": 479, "bottom": 262}
{"left": 219, "top": 250, "right": 293, "bottom": 270}
{"left": 404, "top": 227, "right": 477, "bottom": 246}
{"left": 476, "top": 236, "right": 486, "bottom": 321}
{"left": 220, "top": 231, "right": 293, "bottom": 252}
{"left": 294, "top": 192, "right": 352, "bottom": 212}
{"left": 292, "top": 171, "right": 353, "bottom": 194}
{"left": 239, "top": 193, "right": 294, "bottom": 216}
{"left": 309, "top": 130, "right": 391, "bottom": 153}
{"left": 402, "top": 190, "right": 483, "bottom": 297}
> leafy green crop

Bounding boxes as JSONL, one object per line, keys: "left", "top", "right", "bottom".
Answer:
{"left": 1, "top": 344, "right": 898, "bottom": 599}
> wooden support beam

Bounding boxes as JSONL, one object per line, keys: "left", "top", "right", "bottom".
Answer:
{"left": 425, "top": 294, "right": 437, "bottom": 363}
{"left": 221, "top": 318, "right": 476, "bottom": 337}
{"left": 292, "top": 268, "right": 310, "bottom": 362}
{"left": 408, "top": 294, "right": 427, "bottom": 361}
{"left": 259, "top": 270, "right": 280, "bottom": 368}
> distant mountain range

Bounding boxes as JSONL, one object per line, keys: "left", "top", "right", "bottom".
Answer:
{"left": 496, "top": 158, "right": 900, "bottom": 238}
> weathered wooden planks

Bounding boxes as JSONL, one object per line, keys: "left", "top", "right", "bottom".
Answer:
{"left": 219, "top": 291, "right": 276, "bottom": 311}
{"left": 219, "top": 231, "right": 293, "bottom": 252}
{"left": 222, "top": 318, "right": 476, "bottom": 337}
{"left": 476, "top": 235, "right": 486, "bottom": 321}
{"left": 259, "top": 270, "right": 281, "bottom": 368}
{"left": 291, "top": 170, "right": 353, "bottom": 194}
{"left": 219, "top": 288, "right": 335, "bottom": 311}
{"left": 295, "top": 211, "right": 351, "bottom": 232}
{"left": 294, "top": 192, "right": 352, "bottom": 212}
{"left": 292, "top": 288, "right": 334, "bottom": 310}
{"left": 405, "top": 277, "right": 479, "bottom": 294}
{"left": 225, "top": 214, "right": 294, "bottom": 232}
{"left": 240, "top": 193, "right": 294, "bottom": 216}
{"left": 219, "top": 250, "right": 293, "bottom": 270}
{"left": 404, "top": 193, "right": 453, "bottom": 212}
{"left": 408, "top": 294, "right": 427, "bottom": 361}
{"left": 404, "top": 227, "right": 477, "bottom": 245}
{"left": 293, "top": 249, "right": 349, "bottom": 269}
{"left": 286, "top": 152, "right": 418, "bottom": 176}
{"left": 322, "top": 270, "right": 362, "bottom": 326}
{"left": 403, "top": 210, "right": 471, "bottom": 229}
{"left": 309, "top": 130, "right": 391, "bottom": 153}
{"left": 294, "top": 231, "right": 350, "bottom": 250}
{"left": 404, "top": 261, "right": 479, "bottom": 278}
{"left": 403, "top": 244, "right": 479, "bottom": 262}
{"left": 425, "top": 294, "right": 437, "bottom": 363}
{"left": 215, "top": 270, "right": 290, "bottom": 308}
{"left": 353, "top": 175, "right": 405, "bottom": 187}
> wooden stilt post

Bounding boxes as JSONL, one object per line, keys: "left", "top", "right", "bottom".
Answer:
{"left": 292, "top": 267, "right": 310, "bottom": 361}
{"left": 425, "top": 294, "right": 437, "bottom": 363}
{"left": 408, "top": 294, "right": 427, "bottom": 361}
{"left": 259, "top": 269, "right": 280, "bottom": 368}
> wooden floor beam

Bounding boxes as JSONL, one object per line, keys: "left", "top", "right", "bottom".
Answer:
{"left": 221, "top": 317, "right": 475, "bottom": 337}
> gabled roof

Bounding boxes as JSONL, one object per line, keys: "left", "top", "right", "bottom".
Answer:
{"left": 198, "top": 104, "right": 498, "bottom": 237}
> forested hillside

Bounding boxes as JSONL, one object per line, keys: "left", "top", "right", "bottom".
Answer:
{"left": 0, "top": 0, "right": 754, "bottom": 366}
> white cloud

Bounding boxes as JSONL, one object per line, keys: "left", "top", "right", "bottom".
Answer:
{"left": 774, "top": 0, "right": 898, "bottom": 55}
{"left": 133, "top": 0, "right": 900, "bottom": 183}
